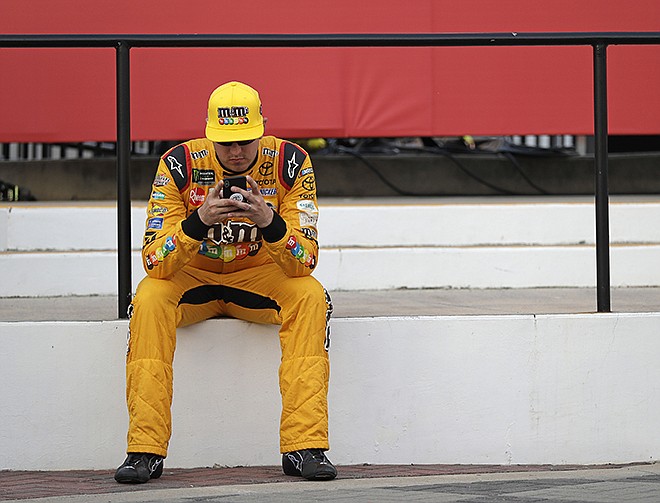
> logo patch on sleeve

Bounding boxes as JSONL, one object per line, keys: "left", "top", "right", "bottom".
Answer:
{"left": 162, "top": 145, "right": 190, "bottom": 192}
{"left": 278, "top": 142, "right": 308, "bottom": 191}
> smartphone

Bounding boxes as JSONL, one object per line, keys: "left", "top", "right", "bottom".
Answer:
{"left": 222, "top": 176, "right": 247, "bottom": 202}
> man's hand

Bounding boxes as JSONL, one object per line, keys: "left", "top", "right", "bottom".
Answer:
{"left": 197, "top": 176, "right": 274, "bottom": 228}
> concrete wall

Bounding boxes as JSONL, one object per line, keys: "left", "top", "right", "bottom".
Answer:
{"left": 2, "top": 153, "right": 660, "bottom": 201}
{"left": 1, "top": 313, "right": 659, "bottom": 470}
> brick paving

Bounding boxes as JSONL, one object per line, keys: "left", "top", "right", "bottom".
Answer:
{"left": 0, "top": 463, "right": 641, "bottom": 501}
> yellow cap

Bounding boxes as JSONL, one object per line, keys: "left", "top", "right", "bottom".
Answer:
{"left": 205, "top": 81, "right": 264, "bottom": 142}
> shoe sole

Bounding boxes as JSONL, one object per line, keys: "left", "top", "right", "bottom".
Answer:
{"left": 114, "top": 474, "right": 149, "bottom": 484}
{"left": 304, "top": 472, "right": 337, "bottom": 481}
{"left": 114, "top": 469, "right": 162, "bottom": 484}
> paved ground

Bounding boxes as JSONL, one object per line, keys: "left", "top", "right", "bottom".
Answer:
{"left": 3, "top": 287, "right": 660, "bottom": 321}
{"left": 1, "top": 463, "right": 659, "bottom": 502}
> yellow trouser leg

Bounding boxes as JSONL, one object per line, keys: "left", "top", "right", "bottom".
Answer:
{"left": 277, "top": 280, "right": 331, "bottom": 453}
{"left": 220, "top": 265, "right": 332, "bottom": 453}
{"left": 125, "top": 269, "right": 220, "bottom": 457}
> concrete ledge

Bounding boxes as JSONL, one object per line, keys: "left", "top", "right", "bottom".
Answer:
{"left": 3, "top": 244, "right": 660, "bottom": 297}
{"left": 2, "top": 312, "right": 659, "bottom": 470}
{"left": 3, "top": 196, "right": 660, "bottom": 296}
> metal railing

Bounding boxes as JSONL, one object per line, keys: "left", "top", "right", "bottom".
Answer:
{"left": 2, "top": 32, "right": 660, "bottom": 318}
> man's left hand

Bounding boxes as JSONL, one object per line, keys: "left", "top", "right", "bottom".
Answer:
{"left": 225, "top": 176, "right": 274, "bottom": 228}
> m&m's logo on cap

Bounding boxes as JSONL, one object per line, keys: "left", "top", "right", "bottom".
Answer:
{"left": 217, "top": 106, "right": 249, "bottom": 125}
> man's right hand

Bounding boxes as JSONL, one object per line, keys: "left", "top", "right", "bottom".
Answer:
{"left": 197, "top": 181, "right": 246, "bottom": 226}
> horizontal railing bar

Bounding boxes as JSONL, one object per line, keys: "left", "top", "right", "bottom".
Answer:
{"left": 1, "top": 32, "right": 660, "bottom": 48}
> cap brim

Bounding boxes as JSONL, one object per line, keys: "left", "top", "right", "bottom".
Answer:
{"left": 205, "top": 122, "right": 264, "bottom": 143}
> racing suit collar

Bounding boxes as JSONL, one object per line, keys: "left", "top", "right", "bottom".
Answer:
{"left": 218, "top": 152, "right": 258, "bottom": 176}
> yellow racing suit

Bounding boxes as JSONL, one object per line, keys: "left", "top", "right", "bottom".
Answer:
{"left": 124, "top": 136, "right": 332, "bottom": 457}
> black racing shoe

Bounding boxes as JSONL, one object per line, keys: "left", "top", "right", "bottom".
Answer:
{"left": 114, "top": 453, "right": 164, "bottom": 484}
{"left": 282, "top": 449, "right": 337, "bottom": 480}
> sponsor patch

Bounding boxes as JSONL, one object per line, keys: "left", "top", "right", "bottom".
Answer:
{"left": 287, "top": 152, "right": 299, "bottom": 179}
{"left": 147, "top": 217, "right": 163, "bottom": 230}
{"left": 146, "top": 252, "right": 157, "bottom": 269}
{"left": 285, "top": 235, "right": 316, "bottom": 269}
{"left": 190, "top": 149, "right": 209, "bottom": 160}
{"left": 152, "top": 191, "right": 166, "bottom": 201}
{"left": 297, "top": 200, "right": 319, "bottom": 228}
{"left": 145, "top": 235, "right": 177, "bottom": 269}
{"left": 192, "top": 169, "right": 215, "bottom": 186}
{"left": 199, "top": 241, "right": 261, "bottom": 261}
{"left": 153, "top": 174, "right": 170, "bottom": 187}
{"left": 207, "top": 220, "right": 261, "bottom": 245}
{"left": 299, "top": 213, "right": 318, "bottom": 227}
{"left": 198, "top": 242, "right": 220, "bottom": 259}
{"left": 217, "top": 106, "right": 249, "bottom": 125}
{"left": 301, "top": 227, "right": 318, "bottom": 241}
{"left": 150, "top": 206, "right": 168, "bottom": 216}
{"left": 296, "top": 200, "right": 318, "bottom": 212}
{"left": 278, "top": 142, "right": 307, "bottom": 190}
{"left": 259, "top": 162, "right": 274, "bottom": 176}
{"left": 260, "top": 188, "right": 277, "bottom": 196}
{"left": 189, "top": 187, "right": 206, "bottom": 207}
{"left": 167, "top": 155, "right": 184, "bottom": 178}
{"left": 164, "top": 145, "right": 190, "bottom": 191}
{"left": 302, "top": 175, "right": 316, "bottom": 192}
{"left": 164, "top": 236, "right": 177, "bottom": 252}
{"left": 256, "top": 178, "right": 276, "bottom": 187}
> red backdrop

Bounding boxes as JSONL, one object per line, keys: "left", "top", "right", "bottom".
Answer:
{"left": 1, "top": 0, "right": 659, "bottom": 142}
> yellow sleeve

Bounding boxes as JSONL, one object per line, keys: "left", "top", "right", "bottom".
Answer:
{"left": 140, "top": 153, "right": 203, "bottom": 279}
{"left": 262, "top": 141, "right": 319, "bottom": 277}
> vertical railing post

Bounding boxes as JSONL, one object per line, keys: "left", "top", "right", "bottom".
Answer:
{"left": 593, "top": 43, "right": 611, "bottom": 312}
{"left": 116, "top": 41, "right": 132, "bottom": 319}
